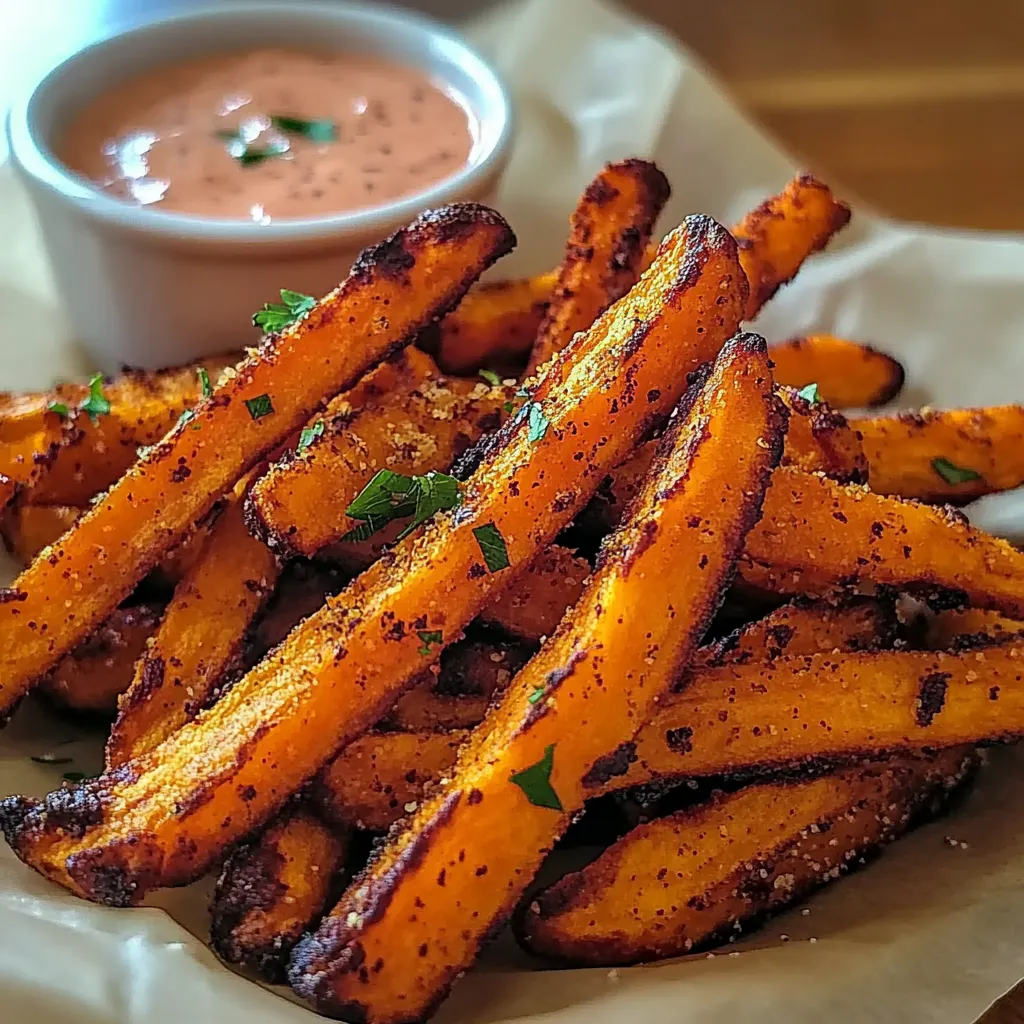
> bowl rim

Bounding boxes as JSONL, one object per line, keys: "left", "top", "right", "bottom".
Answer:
{"left": 5, "top": 0, "right": 513, "bottom": 245}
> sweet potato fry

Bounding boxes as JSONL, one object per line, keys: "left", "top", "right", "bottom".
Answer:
{"left": 929, "top": 606, "right": 1024, "bottom": 648}
{"left": 0, "top": 205, "right": 515, "bottom": 720}
{"left": 246, "top": 347, "right": 510, "bottom": 559}
{"left": 288, "top": 333, "right": 784, "bottom": 1022}
{"left": 743, "top": 466, "right": 1024, "bottom": 616}
{"left": 426, "top": 271, "right": 558, "bottom": 375}
{"left": 525, "top": 159, "right": 670, "bottom": 375}
{"left": 478, "top": 545, "right": 590, "bottom": 642}
{"left": 519, "top": 751, "right": 973, "bottom": 965}
{"left": 385, "top": 637, "right": 534, "bottom": 732}
{"left": 106, "top": 490, "right": 280, "bottom": 767}
{"left": 602, "top": 634, "right": 1024, "bottom": 792}
{"left": 27, "top": 358, "right": 237, "bottom": 507}
{"left": 1, "top": 504, "right": 83, "bottom": 564}
{"left": 315, "top": 598, "right": 892, "bottom": 834}
{"left": 38, "top": 605, "right": 162, "bottom": 715}
{"left": 210, "top": 807, "right": 350, "bottom": 982}
{"left": 855, "top": 406, "right": 1024, "bottom": 502}
{"left": 0, "top": 392, "right": 79, "bottom": 510}
{"left": 769, "top": 335, "right": 905, "bottom": 408}
{"left": 733, "top": 174, "right": 851, "bottom": 319}
{"left": 0, "top": 214, "right": 747, "bottom": 903}
{"left": 251, "top": 562, "right": 350, "bottom": 658}
{"left": 313, "top": 730, "right": 470, "bottom": 833}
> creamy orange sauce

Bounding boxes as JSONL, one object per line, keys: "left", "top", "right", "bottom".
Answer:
{"left": 59, "top": 48, "right": 476, "bottom": 222}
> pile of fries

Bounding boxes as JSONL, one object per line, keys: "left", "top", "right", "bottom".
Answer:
{"left": 2, "top": 161, "right": 1024, "bottom": 1023}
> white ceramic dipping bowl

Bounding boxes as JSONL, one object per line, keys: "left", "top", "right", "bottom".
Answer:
{"left": 6, "top": 2, "right": 512, "bottom": 372}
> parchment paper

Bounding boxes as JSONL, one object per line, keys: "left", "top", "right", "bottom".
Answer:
{"left": 3, "top": 0, "right": 1024, "bottom": 1021}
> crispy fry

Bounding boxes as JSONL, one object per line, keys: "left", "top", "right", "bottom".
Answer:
{"left": 602, "top": 635, "right": 1024, "bottom": 792}
{"left": 770, "top": 335, "right": 905, "bottom": 408}
{"left": 929, "top": 606, "right": 1024, "bottom": 647}
{"left": 519, "top": 752, "right": 973, "bottom": 965}
{"left": 426, "top": 271, "right": 558, "bottom": 375}
{"left": 733, "top": 174, "right": 851, "bottom": 319}
{"left": 106, "top": 490, "right": 280, "bottom": 767}
{"left": 478, "top": 545, "right": 590, "bottom": 642}
{"left": 385, "top": 637, "right": 534, "bottom": 732}
{"left": 313, "top": 730, "right": 470, "bottom": 832}
{"left": 525, "top": 160, "right": 670, "bottom": 375}
{"left": 0, "top": 392, "right": 78, "bottom": 510}
{"left": 246, "top": 347, "right": 510, "bottom": 559}
{"left": 314, "top": 598, "right": 892, "bottom": 835}
{"left": 743, "top": 466, "right": 1024, "bottom": 616}
{"left": 38, "top": 605, "right": 162, "bottom": 715}
{"left": 855, "top": 406, "right": 1024, "bottom": 502}
{"left": 1, "top": 504, "right": 82, "bottom": 563}
{"left": 210, "top": 807, "right": 350, "bottom": 982}
{"left": 0, "top": 205, "right": 515, "bottom": 721}
{"left": 289, "top": 334, "right": 785, "bottom": 1022}
{"left": 251, "top": 563, "right": 350, "bottom": 658}
{"left": 28, "top": 358, "right": 237, "bottom": 507}
{"left": 0, "top": 214, "right": 747, "bottom": 903}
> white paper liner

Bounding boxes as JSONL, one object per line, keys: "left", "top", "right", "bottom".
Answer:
{"left": 2, "top": 0, "right": 1024, "bottom": 1021}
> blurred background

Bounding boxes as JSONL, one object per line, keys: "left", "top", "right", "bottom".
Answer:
{"left": 1, "top": 0, "right": 1022, "bottom": 231}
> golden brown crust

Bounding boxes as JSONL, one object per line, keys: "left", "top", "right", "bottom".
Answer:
{"left": 770, "top": 335, "right": 905, "bottom": 408}
{"left": 743, "top": 466, "right": 1024, "bottom": 616}
{"left": 928, "top": 607, "right": 1024, "bottom": 648}
{"left": 777, "top": 387, "right": 869, "bottom": 484}
{"left": 602, "top": 635, "right": 1024, "bottom": 792}
{"left": 733, "top": 174, "right": 851, "bottom": 319}
{"left": 0, "top": 204, "right": 516, "bottom": 721}
{"left": 0, "top": 392, "right": 81, "bottom": 511}
{"left": 1, "top": 504, "right": 83, "bottom": 564}
{"left": 210, "top": 807, "right": 349, "bottom": 982}
{"left": 518, "top": 751, "right": 974, "bottom": 965}
{"left": 38, "top": 605, "right": 163, "bottom": 716}
{"left": 106, "top": 492, "right": 280, "bottom": 767}
{"left": 855, "top": 405, "right": 1024, "bottom": 502}
{"left": 0, "top": 214, "right": 745, "bottom": 906}
{"left": 525, "top": 159, "right": 670, "bottom": 375}
{"left": 289, "top": 332, "right": 785, "bottom": 1023}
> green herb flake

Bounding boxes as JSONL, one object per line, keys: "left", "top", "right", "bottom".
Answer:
{"left": 245, "top": 394, "right": 275, "bottom": 421}
{"left": 417, "top": 629, "right": 444, "bottom": 656}
{"left": 46, "top": 400, "right": 70, "bottom": 418}
{"left": 796, "top": 382, "right": 820, "bottom": 404}
{"left": 217, "top": 131, "right": 288, "bottom": 167}
{"left": 297, "top": 420, "right": 325, "bottom": 452}
{"left": 932, "top": 457, "right": 982, "bottom": 486}
{"left": 253, "top": 288, "right": 317, "bottom": 333}
{"left": 340, "top": 469, "right": 462, "bottom": 544}
{"left": 80, "top": 373, "right": 111, "bottom": 421}
{"left": 31, "top": 754, "right": 73, "bottom": 765}
{"left": 479, "top": 369, "right": 503, "bottom": 387}
{"left": 176, "top": 408, "right": 201, "bottom": 432}
{"left": 510, "top": 743, "right": 562, "bottom": 810}
{"left": 527, "top": 402, "right": 550, "bottom": 443}
{"left": 198, "top": 367, "right": 212, "bottom": 398}
{"left": 527, "top": 686, "right": 546, "bottom": 705}
{"left": 270, "top": 114, "right": 338, "bottom": 143}
{"left": 62, "top": 771, "right": 91, "bottom": 784}
{"left": 472, "top": 522, "right": 510, "bottom": 572}
{"left": 503, "top": 401, "right": 515, "bottom": 414}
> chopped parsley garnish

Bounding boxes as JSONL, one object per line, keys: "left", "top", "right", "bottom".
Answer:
{"left": 528, "top": 686, "right": 546, "bottom": 705}
{"left": 510, "top": 743, "right": 562, "bottom": 810}
{"left": 472, "top": 522, "right": 510, "bottom": 572}
{"left": 62, "top": 771, "right": 91, "bottom": 784}
{"left": 796, "top": 382, "right": 820, "bottom": 404}
{"left": 217, "top": 129, "right": 288, "bottom": 167}
{"left": 417, "top": 629, "right": 444, "bottom": 656}
{"left": 341, "top": 469, "right": 462, "bottom": 543}
{"left": 527, "top": 402, "right": 550, "bottom": 443}
{"left": 297, "top": 420, "right": 325, "bottom": 452}
{"left": 932, "top": 457, "right": 982, "bottom": 486}
{"left": 252, "top": 289, "right": 317, "bottom": 332}
{"left": 503, "top": 401, "right": 515, "bottom": 414}
{"left": 46, "top": 400, "right": 69, "bottom": 418}
{"left": 198, "top": 367, "right": 212, "bottom": 398}
{"left": 80, "top": 373, "right": 111, "bottom": 422}
{"left": 245, "top": 394, "right": 275, "bottom": 421}
{"left": 31, "top": 754, "right": 73, "bottom": 765}
{"left": 270, "top": 114, "right": 338, "bottom": 143}
{"left": 479, "top": 368, "right": 503, "bottom": 387}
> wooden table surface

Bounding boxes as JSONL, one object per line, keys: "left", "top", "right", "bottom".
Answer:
{"left": 625, "top": 3, "right": 1024, "bottom": 1019}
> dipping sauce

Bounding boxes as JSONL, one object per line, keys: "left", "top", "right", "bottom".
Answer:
{"left": 59, "top": 49, "right": 477, "bottom": 222}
